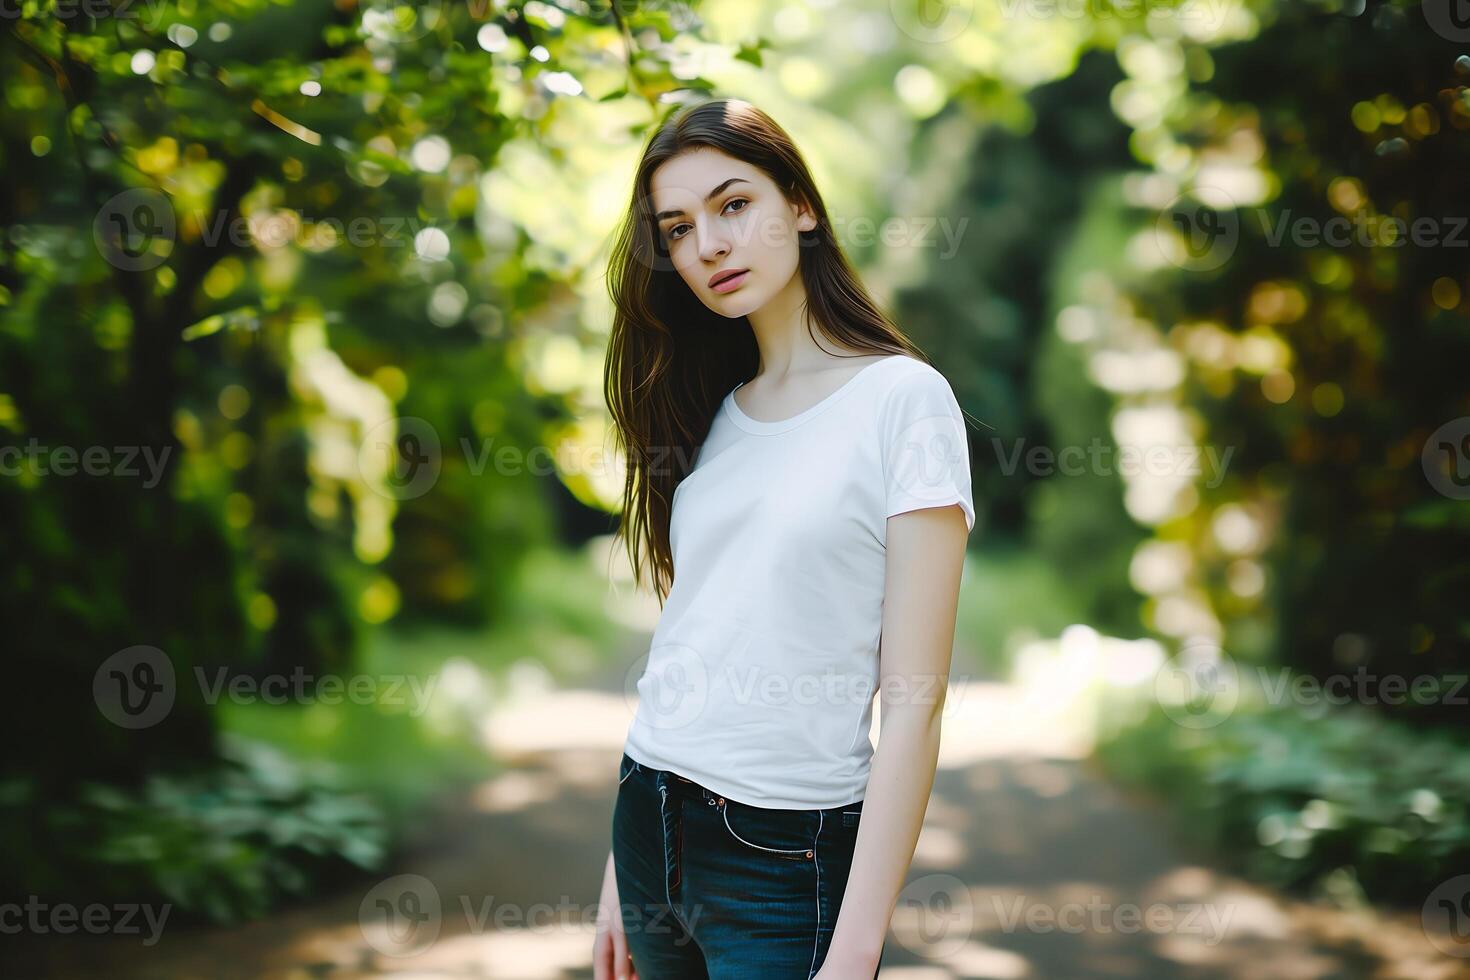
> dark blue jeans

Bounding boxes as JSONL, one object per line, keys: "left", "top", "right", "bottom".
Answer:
{"left": 611, "top": 752, "right": 884, "bottom": 979}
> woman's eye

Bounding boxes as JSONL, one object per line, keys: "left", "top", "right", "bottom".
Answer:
{"left": 664, "top": 200, "right": 746, "bottom": 242}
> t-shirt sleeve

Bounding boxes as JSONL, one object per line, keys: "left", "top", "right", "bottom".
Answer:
{"left": 879, "top": 367, "right": 976, "bottom": 533}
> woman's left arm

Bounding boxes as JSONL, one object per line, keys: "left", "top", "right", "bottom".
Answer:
{"left": 815, "top": 501, "right": 970, "bottom": 977}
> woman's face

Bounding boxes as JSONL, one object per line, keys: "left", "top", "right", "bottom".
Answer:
{"left": 649, "top": 147, "right": 816, "bottom": 319}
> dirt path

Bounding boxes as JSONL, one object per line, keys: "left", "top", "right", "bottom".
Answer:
{"left": 13, "top": 641, "right": 1470, "bottom": 979}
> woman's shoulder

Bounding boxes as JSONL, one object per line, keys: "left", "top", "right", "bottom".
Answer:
{"left": 869, "top": 354, "right": 956, "bottom": 400}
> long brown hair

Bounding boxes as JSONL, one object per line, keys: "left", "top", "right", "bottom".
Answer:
{"left": 604, "top": 98, "right": 927, "bottom": 603}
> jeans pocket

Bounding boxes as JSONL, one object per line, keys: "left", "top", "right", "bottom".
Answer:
{"left": 840, "top": 800, "right": 863, "bottom": 830}
{"left": 618, "top": 753, "right": 639, "bottom": 786}
{"left": 717, "top": 798, "right": 816, "bottom": 861}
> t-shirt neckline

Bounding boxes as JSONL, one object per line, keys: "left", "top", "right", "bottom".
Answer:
{"left": 722, "top": 355, "right": 910, "bottom": 435}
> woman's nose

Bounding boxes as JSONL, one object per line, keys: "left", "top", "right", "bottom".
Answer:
{"left": 696, "top": 224, "right": 729, "bottom": 264}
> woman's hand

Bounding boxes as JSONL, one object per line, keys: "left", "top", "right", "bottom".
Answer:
{"left": 592, "top": 850, "right": 638, "bottom": 980}
{"left": 811, "top": 944, "right": 881, "bottom": 980}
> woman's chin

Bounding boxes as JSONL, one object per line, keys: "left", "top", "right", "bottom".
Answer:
{"left": 706, "top": 291, "right": 765, "bottom": 319}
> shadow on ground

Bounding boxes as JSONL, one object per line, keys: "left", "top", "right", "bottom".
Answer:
{"left": 12, "top": 645, "right": 1470, "bottom": 979}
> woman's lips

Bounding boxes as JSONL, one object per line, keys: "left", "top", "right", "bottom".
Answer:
{"left": 711, "top": 270, "right": 749, "bottom": 294}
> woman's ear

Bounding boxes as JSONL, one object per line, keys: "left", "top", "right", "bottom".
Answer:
{"left": 793, "top": 196, "right": 818, "bottom": 233}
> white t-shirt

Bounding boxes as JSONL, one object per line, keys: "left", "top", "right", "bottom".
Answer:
{"left": 622, "top": 355, "right": 975, "bottom": 809}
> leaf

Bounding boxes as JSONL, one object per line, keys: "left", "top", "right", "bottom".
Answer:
{"left": 734, "top": 42, "right": 763, "bottom": 68}
{"left": 182, "top": 306, "right": 259, "bottom": 341}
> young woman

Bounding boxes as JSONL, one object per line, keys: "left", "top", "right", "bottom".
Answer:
{"left": 592, "top": 98, "right": 975, "bottom": 980}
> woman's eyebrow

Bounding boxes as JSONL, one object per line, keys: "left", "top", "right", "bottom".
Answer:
{"left": 655, "top": 178, "right": 751, "bottom": 221}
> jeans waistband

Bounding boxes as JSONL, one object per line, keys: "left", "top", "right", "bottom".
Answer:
{"left": 626, "top": 754, "right": 722, "bottom": 800}
{"left": 623, "top": 753, "right": 863, "bottom": 815}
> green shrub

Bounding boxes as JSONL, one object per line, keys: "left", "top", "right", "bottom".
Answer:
{"left": 1096, "top": 696, "right": 1470, "bottom": 906}
{"left": 0, "top": 734, "right": 388, "bottom": 925}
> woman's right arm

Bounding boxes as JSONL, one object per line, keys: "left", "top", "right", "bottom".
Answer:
{"left": 592, "top": 849, "right": 638, "bottom": 979}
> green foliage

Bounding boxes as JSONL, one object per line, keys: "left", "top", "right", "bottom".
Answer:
{"left": 0, "top": 734, "right": 388, "bottom": 925}
{"left": 217, "top": 698, "right": 492, "bottom": 829}
{"left": 957, "top": 544, "right": 1099, "bottom": 677}
{"left": 1097, "top": 697, "right": 1470, "bottom": 905}
{"left": 2, "top": 0, "right": 1465, "bottom": 930}
{"left": 1, "top": 0, "right": 696, "bottom": 788}
{"left": 1058, "top": 2, "right": 1470, "bottom": 714}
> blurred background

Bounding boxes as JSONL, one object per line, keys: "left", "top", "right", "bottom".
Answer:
{"left": 3, "top": 0, "right": 1470, "bottom": 976}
